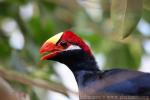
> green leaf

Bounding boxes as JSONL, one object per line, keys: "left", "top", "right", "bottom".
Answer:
{"left": 111, "top": 0, "right": 143, "bottom": 38}
{"left": 105, "top": 43, "right": 140, "bottom": 70}
{"left": 28, "top": 16, "right": 55, "bottom": 45}
{"left": 100, "top": 0, "right": 110, "bottom": 18}
{"left": 0, "top": 37, "right": 11, "bottom": 59}
{"left": 143, "top": 0, "right": 150, "bottom": 10}
{"left": 143, "top": 9, "right": 150, "bottom": 23}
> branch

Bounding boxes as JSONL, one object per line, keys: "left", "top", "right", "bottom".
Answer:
{"left": 0, "top": 77, "right": 29, "bottom": 100}
{"left": 0, "top": 67, "right": 78, "bottom": 96}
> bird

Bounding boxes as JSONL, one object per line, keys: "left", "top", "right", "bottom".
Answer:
{"left": 39, "top": 31, "right": 150, "bottom": 99}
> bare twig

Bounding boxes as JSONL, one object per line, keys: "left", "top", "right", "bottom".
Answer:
{"left": 0, "top": 67, "right": 78, "bottom": 96}
{"left": 0, "top": 77, "right": 29, "bottom": 100}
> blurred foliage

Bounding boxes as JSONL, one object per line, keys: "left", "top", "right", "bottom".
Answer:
{"left": 111, "top": 0, "right": 143, "bottom": 38}
{"left": 0, "top": 0, "right": 150, "bottom": 100}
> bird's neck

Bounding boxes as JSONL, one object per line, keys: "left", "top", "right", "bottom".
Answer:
{"left": 64, "top": 50, "right": 100, "bottom": 88}
{"left": 51, "top": 49, "right": 101, "bottom": 87}
{"left": 65, "top": 50, "right": 100, "bottom": 72}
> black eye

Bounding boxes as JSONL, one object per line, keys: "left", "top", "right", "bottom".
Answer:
{"left": 60, "top": 41, "right": 67, "bottom": 47}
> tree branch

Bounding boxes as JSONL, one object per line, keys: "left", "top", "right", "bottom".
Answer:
{"left": 0, "top": 67, "right": 78, "bottom": 96}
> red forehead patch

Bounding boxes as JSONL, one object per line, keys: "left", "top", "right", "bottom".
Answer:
{"left": 61, "top": 31, "right": 92, "bottom": 55}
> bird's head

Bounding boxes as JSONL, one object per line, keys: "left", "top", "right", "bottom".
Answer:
{"left": 39, "top": 31, "right": 92, "bottom": 62}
